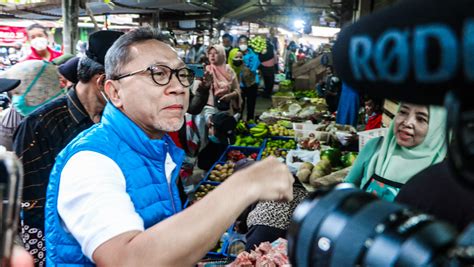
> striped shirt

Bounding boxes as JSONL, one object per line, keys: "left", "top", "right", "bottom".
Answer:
{"left": 13, "top": 87, "right": 93, "bottom": 265}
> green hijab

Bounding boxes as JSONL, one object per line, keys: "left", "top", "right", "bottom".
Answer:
{"left": 366, "top": 104, "right": 447, "bottom": 185}
{"left": 227, "top": 48, "right": 242, "bottom": 75}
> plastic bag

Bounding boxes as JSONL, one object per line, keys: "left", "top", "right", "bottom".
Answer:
{"left": 286, "top": 149, "right": 321, "bottom": 174}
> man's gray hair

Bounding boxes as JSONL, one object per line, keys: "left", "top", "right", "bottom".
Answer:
{"left": 104, "top": 27, "right": 171, "bottom": 80}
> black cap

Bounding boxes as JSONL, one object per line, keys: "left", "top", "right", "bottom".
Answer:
{"left": 86, "top": 30, "right": 124, "bottom": 65}
{"left": 0, "top": 78, "right": 20, "bottom": 93}
{"left": 58, "top": 57, "right": 80, "bottom": 84}
{"left": 211, "top": 112, "right": 237, "bottom": 136}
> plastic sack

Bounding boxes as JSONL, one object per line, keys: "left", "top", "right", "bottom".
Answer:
{"left": 286, "top": 149, "right": 320, "bottom": 174}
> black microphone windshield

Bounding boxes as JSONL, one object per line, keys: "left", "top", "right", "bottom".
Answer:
{"left": 333, "top": 0, "right": 474, "bottom": 105}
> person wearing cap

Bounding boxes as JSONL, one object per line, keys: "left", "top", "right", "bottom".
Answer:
{"left": 52, "top": 53, "right": 77, "bottom": 89}
{"left": 0, "top": 60, "right": 65, "bottom": 151}
{"left": 58, "top": 56, "right": 80, "bottom": 88}
{"left": 13, "top": 30, "right": 124, "bottom": 266}
{"left": 24, "top": 23, "right": 62, "bottom": 62}
{"left": 197, "top": 111, "right": 238, "bottom": 171}
{"left": 44, "top": 27, "right": 293, "bottom": 266}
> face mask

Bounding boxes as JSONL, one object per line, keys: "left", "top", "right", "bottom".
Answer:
{"left": 30, "top": 37, "right": 48, "bottom": 51}
{"left": 239, "top": 44, "right": 248, "bottom": 52}
{"left": 232, "top": 59, "right": 243, "bottom": 67}
{"left": 209, "top": 135, "right": 222, "bottom": 144}
{"left": 12, "top": 62, "right": 64, "bottom": 116}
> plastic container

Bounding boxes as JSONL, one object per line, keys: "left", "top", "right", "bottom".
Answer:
{"left": 218, "top": 146, "right": 263, "bottom": 163}
{"left": 358, "top": 128, "right": 387, "bottom": 151}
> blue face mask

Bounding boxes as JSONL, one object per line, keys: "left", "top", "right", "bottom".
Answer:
{"left": 209, "top": 135, "right": 222, "bottom": 144}
{"left": 12, "top": 61, "right": 64, "bottom": 116}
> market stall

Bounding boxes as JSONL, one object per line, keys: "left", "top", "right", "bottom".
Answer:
{"left": 189, "top": 107, "right": 387, "bottom": 265}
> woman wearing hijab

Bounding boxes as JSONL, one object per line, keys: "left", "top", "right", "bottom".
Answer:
{"left": 0, "top": 60, "right": 65, "bottom": 150}
{"left": 206, "top": 44, "right": 242, "bottom": 115}
{"left": 345, "top": 103, "right": 447, "bottom": 201}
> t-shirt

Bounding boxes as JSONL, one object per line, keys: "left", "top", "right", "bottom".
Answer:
{"left": 58, "top": 151, "right": 176, "bottom": 262}
{"left": 24, "top": 47, "right": 62, "bottom": 62}
{"left": 365, "top": 113, "right": 382, "bottom": 130}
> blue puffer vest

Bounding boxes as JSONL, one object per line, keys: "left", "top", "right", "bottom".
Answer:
{"left": 44, "top": 103, "right": 184, "bottom": 266}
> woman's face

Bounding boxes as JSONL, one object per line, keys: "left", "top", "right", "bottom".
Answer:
{"left": 234, "top": 51, "right": 243, "bottom": 60}
{"left": 393, "top": 103, "right": 429, "bottom": 148}
{"left": 208, "top": 48, "right": 218, "bottom": 65}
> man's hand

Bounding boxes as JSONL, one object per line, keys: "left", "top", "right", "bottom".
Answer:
{"left": 11, "top": 246, "right": 34, "bottom": 267}
{"left": 235, "top": 157, "right": 294, "bottom": 202}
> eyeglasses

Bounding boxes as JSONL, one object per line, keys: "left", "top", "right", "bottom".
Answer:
{"left": 112, "top": 64, "right": 195, "bottom": 87}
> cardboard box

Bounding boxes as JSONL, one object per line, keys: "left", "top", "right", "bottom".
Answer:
{"left": 294, "top": 75, "right": 310, "bottom": 91}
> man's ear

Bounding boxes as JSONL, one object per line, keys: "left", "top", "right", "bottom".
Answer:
{"left": 96, "top": 74, "right": 109, "bottom": 103}
{"left": 104, "top": 79, "right": 123, "bottom": 108}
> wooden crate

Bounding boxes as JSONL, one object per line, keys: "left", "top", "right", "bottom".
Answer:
{"left": 382, "top": 99, "right": 398, "bottom": 126}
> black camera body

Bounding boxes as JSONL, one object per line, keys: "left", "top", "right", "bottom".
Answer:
{"left": 288, "top": 184, "right": 472, "bottom": 267}
{"left": 288, "top": 0, "right": 474, "bottom": 266}
{"left": 0, "top": 152, "right": 23, "bottom": 266}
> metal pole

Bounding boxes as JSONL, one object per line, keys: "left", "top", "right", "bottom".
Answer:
{"left": 62, "top": 0, "right": 79, "bottom": 54}
{"left": 152, "top": 10, "right": 161, "bottom": 32}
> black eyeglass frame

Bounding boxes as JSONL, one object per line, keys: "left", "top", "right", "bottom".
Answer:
{"left": 112, "top": 64, "right": 195, "bottom": 87}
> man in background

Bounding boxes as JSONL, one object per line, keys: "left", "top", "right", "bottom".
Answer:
{"left": 24, "top": 23, "right": 62, "bottom": 62}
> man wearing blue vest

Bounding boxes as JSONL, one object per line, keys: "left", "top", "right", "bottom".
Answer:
{"left": 45, "top": 27, "right": 294, "bottom": 266}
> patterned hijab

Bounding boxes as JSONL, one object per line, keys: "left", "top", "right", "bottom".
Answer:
{"left": 0, "top": 60, "right": 64, "bottom": 106}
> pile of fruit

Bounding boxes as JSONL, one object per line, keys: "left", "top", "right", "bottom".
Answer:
{"left": 248, "top": 36, "right": 267, "bottom": 53}
{"left": 320, "top": 148, "right": 358, "bottom": 169}
{"left": 266, "top": 138, "right": 297, "bottom": 150}
{"left": 261, "top": 147, "right": 288, "bottom": 161}
{"left": 294, "top": 90, "right": 318, "bottom": 99}
{"left": 235, "top": 120, "right": 249, "bottom": 134}
{"left": 208, "top": 162, "right": 235, "bottom": 182}
{"left": 341, "top": 152, "right": 358, "bottom": 167}
{"left": 299, "top": 137, "right": 321, "bottom": 151}
{"left": 278, "top": 80, "right": 293, "bottom": 91}
{"left": 225, "top": 150, "right": 258, "bottom": 162}
{"left": 269, "top": 124, "right": 295, "bottom": 137}
{"left": 296, "top": 160, "right": 332, "bottom": 185}
{"left": 194, "top": 183, "right": 217, "bottom": 201}
{"left": 234, "top": 135, "right": 263, "bottom": 147}
{"left": 248, "top": 122, "right": 269, "bottom": 138}
{"left": 320, "top": 148, "right": 342, "bottom": 167}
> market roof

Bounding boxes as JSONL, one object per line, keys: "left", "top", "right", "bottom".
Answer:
{"left": 0, "top": 0, "right": 217, "bottom": 20}
{"left": 220, "top": 0, "right": 339, "bottom": 27}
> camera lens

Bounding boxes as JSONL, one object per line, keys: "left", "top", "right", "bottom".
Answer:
{"left": 288, "top": 184, "right": 458, "bottom": 267}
